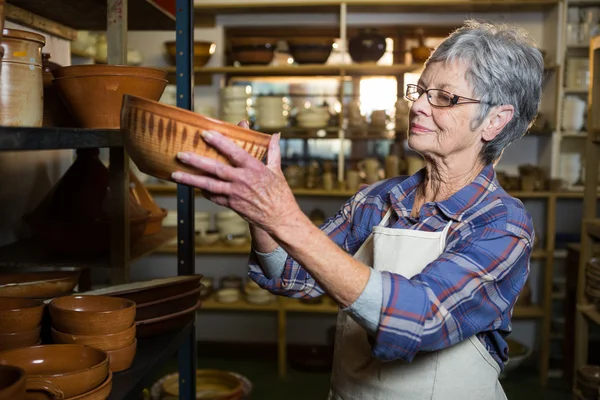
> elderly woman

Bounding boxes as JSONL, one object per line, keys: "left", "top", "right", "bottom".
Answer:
{"left": 171, "top": 19, "right": 542, "bottom": 400}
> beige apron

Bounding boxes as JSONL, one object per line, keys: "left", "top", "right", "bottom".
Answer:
{"left": 328, "top": 209, "right": 507, "bottom": 400}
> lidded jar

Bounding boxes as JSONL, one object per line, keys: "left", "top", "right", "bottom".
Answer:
{"left": 0, "top": 28, "right": 45, "bottom": 126}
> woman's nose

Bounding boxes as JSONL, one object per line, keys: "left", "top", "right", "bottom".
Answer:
{"left": 410, "top": 93, "right": 431, "bottom": 116}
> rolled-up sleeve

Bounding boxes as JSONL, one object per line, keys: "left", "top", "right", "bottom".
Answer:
{"left": 371, "top": 210, "right": 532, "bottom": 362}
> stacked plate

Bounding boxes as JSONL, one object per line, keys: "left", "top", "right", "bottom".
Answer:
{"left": 220, "top": 85, "right": 250, "bottom": 125}
{"left": 81, "top": 276, "right": 203, "bottom": 338}
{"left": 587, "top": 259, "right": 600, "bottom": 309}
{"left": 576, "top": 365, "right": 600, "bottom": 400}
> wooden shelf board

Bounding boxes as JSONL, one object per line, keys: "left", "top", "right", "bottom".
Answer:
{"left": 194, "top": 0, "right": 559, "bottom": 14}
{"left": 513, "top": 305, "right": 545, "bottom": 318}
{"left": 579, "top": 304, "right": 600, "bottom": 325}
{"left": 564, "top": 88, "right": 589, "bottom": 94}
{"left": 0, "top": 127, "right": 122, "bottom": 152}
{"left": 279, "top": 297, "right": 339, "bottom": 313}
{"left": 200, "top": 296, "right": 279, "bottom": 311}
{"left": 157, "top": 240, "right": 251, "bottom": 255}
{"left": 531, "top": 249, "right": 549, "bottom": 259}
{"left": 0, "top": 227, "right": 176, "bottom": 268}
{"left": 6, "top": 0, "right": 175, "bottom": 31}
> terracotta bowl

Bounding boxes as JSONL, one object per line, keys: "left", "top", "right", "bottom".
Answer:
{"left": 52, "top": 74, "right": 167, "bottom": 129}
{"left": 51, "top": 324, "right": 136, "bottom": 352}
{"left": 0, "top": 271, "right": 80, "bottom": 299}
{"left": 161, "top": 369, "right": 243, "bottom": 400}
{"left": 0, "top": 365, "right": 27, "bottom": 400}
{"left": 0, "top": 344, "right": 109, "bottom": 399}
{"left": 66, "top": 370, "right": 112, "bottom": 400}
{"left": 0, "top": 326, "right": 41, "bottom": 351}
{"left": 136, "top": 300, "right": 201, "bottom": 338}
{"left": 0, "top": 297, "right": 44, "bottom": 333}
{"left": 287, "top": 37, "right": 334, "bottom": 64}
{"left": 49, "top": 295, "right": 136, "bottom": 335}
{"left": 164, "top": 41, "right": 215, "bottom": 67}
{"left": 51, "top": 64, "right": 167, "bottom": 80}
{"left": 136, "top": 286, "right": 201, "bottom": 321}
{"left": 120, "top": 95, "right": 271, "bottom": 182}
{"left": 105, "top": 338, "right": 137, "bottom": 372}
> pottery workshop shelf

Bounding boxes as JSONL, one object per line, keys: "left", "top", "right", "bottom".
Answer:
{"left": 0, "top": 227, "right": 177, "bottom": 268}
{"left": 578, "top": 305, "right": 600, "bottom": 326}
{"left": 0, "top": 127, "right": 123, "bottom": 151}
{"left": 5, "top": 0, "right": 175, "bottom": 33}
{"left": 106, "top": 322, "right": 193, "bottom": 400}
{"left": 158, "top": 241, "right": 252, "bottom": 255}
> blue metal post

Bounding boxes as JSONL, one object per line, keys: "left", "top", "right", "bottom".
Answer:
{"left": 176, "top": 0, "right": 196, "bottom": 398}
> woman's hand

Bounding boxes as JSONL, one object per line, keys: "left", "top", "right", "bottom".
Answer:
{"left": 170, "top": 123, "right": 300, "bottom": 234}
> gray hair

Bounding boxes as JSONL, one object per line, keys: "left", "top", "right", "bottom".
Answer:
{"left": 427, "top": 19, "right": 544, "bottom": 165}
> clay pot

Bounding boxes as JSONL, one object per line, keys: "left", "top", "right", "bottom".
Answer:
{"left": 0, "top": 327, "right": 41, "bottom": 351}
{"left": 0, "top": 345, "right": 109, "bottom": 399}
{"left": 51, "top": 324, "right": 136, "bottom": 352}
{"left": 164, "top": 40, "right": 214, "bottom": 67}
{"left": 105, "top": 338, "right": 137, "bottom": 372}
{"left": 0, "top": 298, "right": 44, "bottom": 334}
{"left": 49, "top": 295, "right": 136, "bottom": 335}
{"left": 0, "top": 271, "right": 81, "bottom": 299}
{"left": 50, "top": 65, "right": 168, "bottom": 129}
{"left": 348, "top": 28, "right": 386, "bottom": 63}
{"left": 41, "top": 53, "right": 76, "bottom": 128}
{"left": 24, "top": 148, "right": 150, "bottom": 256}
{"left": 0, "top": 29, "right": 45, "bottom": 127}
{"left": 120, "top": 95, "right": 270, "bottom": 182}
{"left": 130, "top": 172, "right": 167, "bottom": 235}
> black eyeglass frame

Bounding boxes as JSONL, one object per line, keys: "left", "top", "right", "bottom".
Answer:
{"left": 405, "top": 83, "right": 493, "bottom": 108}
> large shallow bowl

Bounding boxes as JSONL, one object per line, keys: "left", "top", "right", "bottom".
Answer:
{"left": 52, "top": 74, "right": 167, "bottom": 129}
{"left": 120, "top": 95, "right": 270, "bottom": 182}
{"left": 135, "top": 286, "right": 201, "bottom": 321}
{"left": 51, "top": 324, "right": 136, "bottom": 352}
{"left": 66, "top": 370, "right": 113, "bottom": 400}
{"left": 136, "top": 300, "right": 201, "bottom": 338}
{"left": 49, "top": 295, "right": 136, "bottom": 335}
{"left": 164, "top": 41, "right": 215, "bottom": 67}
{"left": 0, "top": 271, "right": 80, "bottom": 299}
{"left": 51, "top": 64, "right": 167, "bottom": 80}
{"left": 0, "top": 297, "right": 44, "bottom": 333}
{"left": 0, "top": 344, "right": 109, "bottom": 399}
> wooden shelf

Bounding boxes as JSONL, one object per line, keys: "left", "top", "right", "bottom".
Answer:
{"left": 6, "top": 0, "right": 175, "bottom": 31}
{"left": 579, "top": 304, "right": 600, "bottom": 325}
{"left": 201, "top": 296, "right": 280, "bottom": 312}
{"left": 513, "top": 305, "right": 545, "bottom": 318}
{"left": 0, "top": 127, "right": 122, "bottom": 152}
{"left": 279, "top": 296, "right": 338, "bottom": 313}
{"left": 194, "top": 0, "right": 559, "bottom": 15}
{"left": 531, "top": 249, "right": 549, "bottom": 259}
{"left": 157, "top": 240, "right": 251, "bottom": 255}
{"left": 0, "top": 227, "right": 177, "bottom": 268}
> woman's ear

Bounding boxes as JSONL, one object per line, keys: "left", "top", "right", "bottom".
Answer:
{"left": 482, "top": 104, "right": 515, "bottom": 142}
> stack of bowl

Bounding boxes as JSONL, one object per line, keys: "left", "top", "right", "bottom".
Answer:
{"left": 49, "top": 295, "right": 137, "bottom": 373}
{"left": 576, "top": 365, "right": 600, "bottom": 400}
{"left": 255, "top": 95, "right": 289, "bottom": 130}
{"left": 587, "top": 259, "right": 600, "bottom": 310}
{"left": 220, "top": 85, "right": 250, "bottom": 125}
{"left": 51, "top": 65, "right": 168, "bottom": 129}
{"left": 0, "top": 298, "right": 44, "bottom": 351}
{"left": 216, "top": 211, "right": 250, "bottom": 246}
{"left": 0, "top": 344, "right": 112, "bottom": 399}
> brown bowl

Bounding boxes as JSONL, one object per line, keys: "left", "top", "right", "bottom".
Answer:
{"left": 578, "top": 365, "right": 600, "bottom": 386}
{"left": 0, "top": 297, "right": 44, "bottom": 333}
{"left": 120, "top": 94, "right": 270, "bottom": 182}
{"left": 287, "top": 37, "right": 334, "bottom": 64}
{"left": 52, "top": 75, "right": 167, "bottom": 129}
{"left": 136, "top": 300, "right": 201, "bottom": 338}
{"left": 161, "top": 369, "right": 243, "bottom": 400}
{"left": 66, "top": 370, "right": 112, "bottom": 400}
{"left": 229, "top": 37, "right": 276, "bottom": 66}
{"left": 0, "top": 271, "right": 80, "bottom": 299}
{"left": 51, "top": 64, "right": 167, "bottom": 80}
{"left": 164, "top": 41, "right": 215, "bottom": 67}
{"left": 0, "top": 326, "right": 41, "bottom": 351}
{"left": 105, "top": 338, "right": 137, "bottom": 373}
{"left": 136, "top": 286, "right": 201, "bottom": 321}
{"left": 0, "top": 344, "right": 109, "bottom": 399}
{"left": 51, "top": 324, "right": 136, "bottom": 352}
{"left": 0, "top": 365, "right": 27, "bottom": 400}
{"left": 49, "top": 295, "right": 136, "bottom": 335}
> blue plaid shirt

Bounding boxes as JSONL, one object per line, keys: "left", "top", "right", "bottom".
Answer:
{"left": 248, "top": 164, "right": 533, "bottom": 369}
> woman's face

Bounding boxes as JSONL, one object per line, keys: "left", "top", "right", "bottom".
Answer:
{"left": 408, "top": 60, "right": 485, "bottom": 162}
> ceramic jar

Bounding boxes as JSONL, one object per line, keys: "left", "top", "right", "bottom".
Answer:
{"left": 0, "top": 28, "right": 45, "bottom": 127}
{"left": 348, "top": 28, "right": 386, "bottom": 63}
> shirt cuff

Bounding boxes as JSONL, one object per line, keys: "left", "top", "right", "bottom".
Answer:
{"left": 253, "top": 246, "right": 288, "bottom": 279}
{"left": 343, "top": 269, "right": 383, "bottom": 336}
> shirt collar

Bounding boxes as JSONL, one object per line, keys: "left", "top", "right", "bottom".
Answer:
{"left": 389, "top": 164, "right": 499, "bottom": 222}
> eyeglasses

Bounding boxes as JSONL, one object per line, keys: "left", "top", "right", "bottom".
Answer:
{"left": 405, "top": 84, "right": 487, "bottom": 108}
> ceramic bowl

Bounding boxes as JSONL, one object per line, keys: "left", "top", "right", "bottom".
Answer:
{"left": 0, "top": 326, "right": 41, "bottom": 351}
{"left": 229, "top": 37, "right": 276, "bottom": 65}
{"left": 287, "top": 37, "right": 334, "bottom": 64}
{"left": 0, "top": 271, "right": 80, "bottom": 299}
{"left": 120, "top": 94, "right": 270, "bottom": 182}
{"left": 52, "top": 72, "right": 167, "bottom": 129}
{"left": 0, "top": 344, "right": 109, "bottom": 399}
{"left": 0, "top": 297, "right": 44, "bottom": 333}
{"left": 135, "top": 286, "right": 201, "bottom": 321}
{"left": 161, "top": 369, "right": 243, "bottom": 400}
{"left": 49, "top": 295, "right": 136, "bottom": 335}
{"left": 578, "top": 365, "right": 600, "bottom": 386}
{"left": 164, "top": 41, "right": 215, "bottom": 67}
{"left": 216, "top": 289, "right": 240, "bottom": 304}
{"left": 196, "top": 231, "right": 220, "bottom": 246}
{"left": 105, "top": 338, "right": 137, "bottom": 372}
{"left": 51, "top": 324, "right": 136, "bottom": 352}
{"left": 66, "top": 370, "right": 113, "bottom": 400}
{"left": 0, "top": 365, "right": 27, "bottom": 400}
{"left": 136, "top": 300, "right": 201, "bottom": 338}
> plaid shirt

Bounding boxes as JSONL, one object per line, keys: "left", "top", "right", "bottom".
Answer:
{"left": 248, "top": 164, "right": 533, "bottom": 369}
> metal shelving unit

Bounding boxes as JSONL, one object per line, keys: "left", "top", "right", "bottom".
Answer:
{"left": 0, "top": 0, "right": 197, "bottom": 398}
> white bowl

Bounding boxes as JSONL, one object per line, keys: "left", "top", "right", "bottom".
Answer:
{"left": 195, "top": 232, "right": 220, "bottom": 246}
{"left": 216, "top": 288, "right": 240, "bottom": 303}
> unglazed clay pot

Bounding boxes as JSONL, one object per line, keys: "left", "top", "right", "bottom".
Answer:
{"left": 0, "top": 29, "right": 45, "bottom": 126}
{"left": 51, "top": 65, "right": 167, "bottom": 129}
{"left": 120, "top": 95, "right": 271, "bottom": 182}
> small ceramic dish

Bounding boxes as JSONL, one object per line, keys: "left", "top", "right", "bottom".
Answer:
{"left": 216, "top": 289, "right": 240, "bottom": 304}
{"left": 196, "top": 230, "right": 220, "bottom": 246}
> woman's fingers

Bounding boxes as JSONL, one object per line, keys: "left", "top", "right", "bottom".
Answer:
{"left": 171, "top": 171, "right": 232, "bottom": 195}
{"left": 176, "top": 152, "right": 237, "bottom": 181}
{"left": 266, "top": 133, "right": 282, "bottom": 170}
{"left": 201, "top": 130, "right": 256, "bottom": 168}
